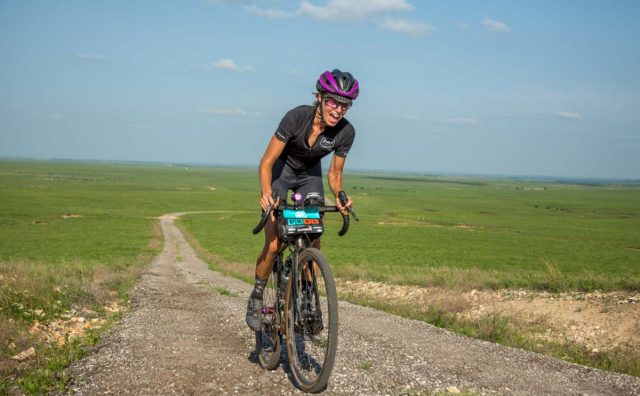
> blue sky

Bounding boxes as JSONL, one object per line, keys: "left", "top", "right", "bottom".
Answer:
{"left": 1, "top": 1, "right": 639, "bottom": 179}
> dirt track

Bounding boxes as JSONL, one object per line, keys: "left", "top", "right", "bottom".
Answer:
{"left": 65, "top": 213, "right": 640, "bottom": 395}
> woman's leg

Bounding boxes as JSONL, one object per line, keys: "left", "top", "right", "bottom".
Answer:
{"left": 246, "top": 217, "right": 281, "bottom": 332}
{"left": 255, "top": 216, "right": 280, "bottom": 279}
{"left": 246, "top": 164, "right": 288, "bottom": 331}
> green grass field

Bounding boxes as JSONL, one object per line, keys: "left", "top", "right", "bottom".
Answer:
{"left": 1, "top": 160, "right": 639, "bottom": 391}
{"left": 0, "top": 160, "right": 255, "bottom": 393}
{"left": 181, "top": 170, "right": 640, "bottom": 292}
{"left": 3, "top": 160, "right": 638, "bottom": 293}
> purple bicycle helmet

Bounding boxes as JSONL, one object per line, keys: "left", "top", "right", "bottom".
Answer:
{"left": 316, "top": 69, "right": 359, "bottom": 102}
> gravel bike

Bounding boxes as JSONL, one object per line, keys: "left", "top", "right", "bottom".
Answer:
{"left": 251, "top": 191, "right": 357, "bottom": 393}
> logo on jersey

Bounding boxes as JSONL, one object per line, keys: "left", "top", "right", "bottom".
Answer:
{"left": 319, "top": 137, "right": 335, "bottom": 150}
{"left": 275, "top": 130, "right": 287, "bottom": 141}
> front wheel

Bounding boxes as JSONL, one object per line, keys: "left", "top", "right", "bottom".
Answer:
{"left": 285, "top": 248, "right": 338, "bottom": 393}
{"left": 256, "top": 261, "right": 282, "bottom": 370}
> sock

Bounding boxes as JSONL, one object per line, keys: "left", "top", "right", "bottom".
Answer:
{"left": 251, "top": 276, "right": 268, "bottom": 299}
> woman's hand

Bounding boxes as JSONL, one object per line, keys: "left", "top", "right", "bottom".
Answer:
{"left": 336, "top": 192, "right": 352, "bottom": 216}
{"left": 260, "top": 191, "right": 279, "bottom": 211}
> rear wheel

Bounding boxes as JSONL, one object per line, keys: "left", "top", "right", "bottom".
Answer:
{"left": 285, "top": 248, "right": 338, "bottom": 393}
{"left": 256, "top": 259, "right": 282, "bottom": 370}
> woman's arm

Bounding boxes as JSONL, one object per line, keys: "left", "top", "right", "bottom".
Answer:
{"left": 259, "top": 136, "right": 286, "bottom": 210}
{"left": 328, "top": 155, "right": 352, "bottom": 213}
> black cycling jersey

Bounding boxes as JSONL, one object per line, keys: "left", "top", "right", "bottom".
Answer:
{"left": 274, "top": 105, "right": 355, "bottom": 171}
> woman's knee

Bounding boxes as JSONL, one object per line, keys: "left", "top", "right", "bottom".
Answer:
{"left": 263, "top": 219, "right": 280, "bottom": 253}
{"left": 266, "top": 238, "right": 280, "bottom": 254}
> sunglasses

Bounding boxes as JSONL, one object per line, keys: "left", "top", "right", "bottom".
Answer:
{"left": 323, "top": 96, "right": 352, "bottom": 111}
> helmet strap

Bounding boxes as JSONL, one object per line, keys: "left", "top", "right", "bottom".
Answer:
{"left": 315, "top": 94, "right": 327, "bottom": 127}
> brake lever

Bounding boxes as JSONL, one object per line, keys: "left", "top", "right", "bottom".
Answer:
{"left": 347, "top": 206, "right": 359, "bottom": 221}
{"left": 338, "top": 191, "right": 359, "bottom": 221}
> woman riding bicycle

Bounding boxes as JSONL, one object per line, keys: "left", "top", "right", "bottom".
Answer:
{"left": 246, "top": 69, "right": 360, "bottom": 331}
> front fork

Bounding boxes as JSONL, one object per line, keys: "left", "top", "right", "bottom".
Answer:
{"left": 290, "top": 241, "right": 322, "bottom": 334}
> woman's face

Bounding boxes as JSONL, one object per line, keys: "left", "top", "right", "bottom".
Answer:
{"left": 318, "top": 94, "right": 351, "bottom": 127}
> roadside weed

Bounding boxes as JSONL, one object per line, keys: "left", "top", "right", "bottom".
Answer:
{"left": 357, "top": 361, "right": 372, "bottom": 370}
{"left": 215, "top": 287, "right": 238, "bottom": 297}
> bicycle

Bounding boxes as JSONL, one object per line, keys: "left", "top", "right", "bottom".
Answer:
{"left": 251, "top": 190, "right": 357, "bottom": 393}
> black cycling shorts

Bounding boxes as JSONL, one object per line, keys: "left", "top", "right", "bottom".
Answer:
{"left": 271, "top": 159, "right": 324, "bottom": 204}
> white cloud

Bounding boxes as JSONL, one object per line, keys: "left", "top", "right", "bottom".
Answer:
{"left": 239, "top": 1, "right": 432, "bottom": 37}
{"left": 378, "top": 17, "right": 432, "bottom": 37}
{"left": 298, "top": 0, "right": 413, "bottom": 22}
{"left": 198, "top": 107, "right": 248, "bottom": 116}
{"left": 77, "top": 53, "right": 105, "bottom": 61}
{"left": 243, "top": 4, "right": 294, "bottom": 19}
{"left": 556, "top": 111, "right": 583, "bottom": 120}
{"left": 212, "top": 58, "right": 254, "bottom": 72}
{"left": 482, "top": 17, "right": 510, "bottom": 33}
{"left": 444, "top": 117, "right": 481, "bottom": 126}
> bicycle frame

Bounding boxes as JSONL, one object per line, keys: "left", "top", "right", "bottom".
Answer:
{"left": 253, "top": 192, "right": 356, "bottom": 392}
{"left": 269, "top": 232, "right": 309, "bottom": 324}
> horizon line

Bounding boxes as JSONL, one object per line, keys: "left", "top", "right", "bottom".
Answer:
{"left": 1, "top": 156, "right": 639, "bottom": 184}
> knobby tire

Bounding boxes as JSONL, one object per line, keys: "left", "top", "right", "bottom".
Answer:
{"left": 256, "top": 260, "right": 282, "bottom": 370}
{"left": 285, "top": 247, "right": 338, "bottom": 393}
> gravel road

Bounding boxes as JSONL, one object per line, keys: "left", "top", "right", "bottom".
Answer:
{"left": 64, "top": 213, "right": 640, "bottom": 395}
